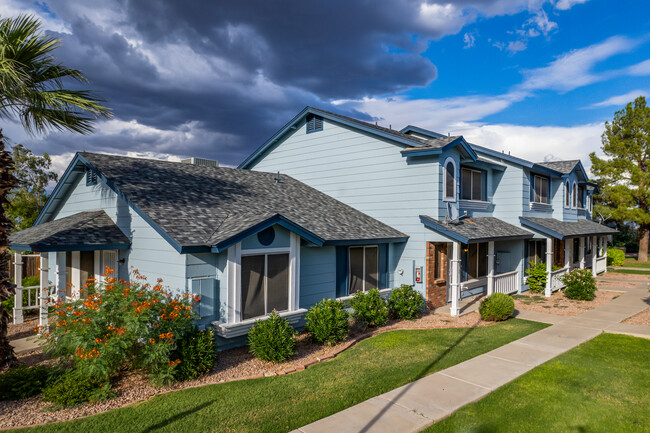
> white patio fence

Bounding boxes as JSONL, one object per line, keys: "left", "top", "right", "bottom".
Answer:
{"left": 550, "top": 267, "right": 569, "bottom": 291}
{"left": 595, "top": 256, "right": 607, "bottom": 274}
{"left": 12, "top": 253, "right": 55, "bottom": 329}
{"left": 493, "top": 270, "right": 519, "bottom": 294}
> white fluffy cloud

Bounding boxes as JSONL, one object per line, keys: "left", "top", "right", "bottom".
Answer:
{"left": 589, "top": 90, "right": 649, "bottom": 108}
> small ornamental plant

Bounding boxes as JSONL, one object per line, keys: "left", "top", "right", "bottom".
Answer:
{"left": 349, "top": 288, "right": 388, "bottom": 327}
{"left": 561, "top": 269, "right": 597, "bottom": 301}
{"left": 387, "top": 285, "right": 424, "bottom": 320}
{"left": 248, "top": 311, "right": 297, "bottom": 363}
{"left": 525, "top": 261, "right": 547, "bottom": 293}
{"left": 39, "top": 268, "right": 199, "bottom": 387}
{"left": 305, "top": 299, "right": 349, "bottom": 345}
{"left": 479, "top": 292, "right": 515, "bottom": 321}
{"left": 607, "top": 248, "right": 625, "bottom": 267}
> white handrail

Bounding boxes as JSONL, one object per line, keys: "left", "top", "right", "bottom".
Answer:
{"left": 550, "top": 267, "right": 569, "bottom": 291}
{"left": 595, "top": 256, "right": 607, "bottom": 274}
{"left": 494, "top": 270, "right": 519, "bottom": 294}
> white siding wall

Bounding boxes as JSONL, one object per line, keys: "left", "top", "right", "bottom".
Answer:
{"left": 52, "top": 175, "right": 187, "bottom": 292}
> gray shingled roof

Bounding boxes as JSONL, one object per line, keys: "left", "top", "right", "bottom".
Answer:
{"left": 536, "top": 160, "right": 580, "bottom": 174}
{"left": 420, "top": 215, "right": 533, "bottom": 244}
{"left": 78, "top": 153, "right": 407, "bottom": 250}
{"left": 10, "top": 210, "right": 130, "bottom": 252}
{"left": 520, "top": 217, "right": 617, "bottom": 239}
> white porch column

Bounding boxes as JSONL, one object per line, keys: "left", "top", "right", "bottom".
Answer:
{"left": 289, "top": 233, "right": 301, "bottom": 310}
{"left": 487, "top": 241, "right": 495, "bottom": 296}
{"left": 450, "top": 242, "right": 461, "bottom": 317}
{"left": 13, "top": 253, "right": 23, "bottom": 325}
{"left": 71, "top": 251, "right": 80, "bottom": 299}
{"left": 564, "top": 239, "right": 571, "bottom": 270}
{"left": 579, "top": 237, "right": 585, "bottom": 269}
{"left": 545, "top": 238, "right": 553, "bottom": 297}
{"left": 591, "top": 236, "right": 598, "bottom": 276}
{"left": 602, "top": 236, "right": 608, "bottom": 274}
{"left": 39, "top": 253, "right": 49, "bottom": 329}
{"left": 55, "top": 252, "right": 67, "bottom": 301}
{"left": 226, "top": 243, "right": 241, "bottom": 324}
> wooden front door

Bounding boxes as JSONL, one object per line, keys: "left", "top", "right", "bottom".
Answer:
{"left": 426, "top": 242, "right": 448, "bottom": 308}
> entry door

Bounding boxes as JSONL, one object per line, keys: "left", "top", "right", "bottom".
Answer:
{"left": 426, "top": 242, "right": 449, "bottom": 306}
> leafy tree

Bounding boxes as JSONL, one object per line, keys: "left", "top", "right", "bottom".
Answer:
{"left": 589, "top": 96, "right": 650, "bottom": 261}
{"left": 0, "top": 14, "right": 111, "bottom": 367}
{"left": 5, "top": 144, "right": 58, "bottom": 230}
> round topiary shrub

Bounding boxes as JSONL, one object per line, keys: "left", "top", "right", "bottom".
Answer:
{"left": 248, "top": 311, "right": 297, "bottom": 363}
{"left": 607, "top": 248, "right": 625, "bottom": 267}
{"left": 305, "top": 299, "right": 349, "bottom": 345}
{"left": 561, "top": 269, "right": 597, "bottom": 301}
{"left": 479, "top": 292, "right": 515, "bottom": 321}
{"left": 171, "top": 327, "right": 217, "bottom": 381}
{"left": 349, "top": 288, "right": 389, "bottom": 327}
{"left": 387, "top": 285, "right": 424, "bottom": 320}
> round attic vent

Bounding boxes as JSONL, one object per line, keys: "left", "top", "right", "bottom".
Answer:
{"left": 257, "top": 227, "right": 275, "bottom": 246}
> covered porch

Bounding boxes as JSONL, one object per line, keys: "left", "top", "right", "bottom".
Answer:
{"left": 520, "top": 217, "right": 617, "bottom": 297}
{"left": 8, "top": 210, "right": 131, "bottom": 326}
{"left": 421, "top": 215, "right": 534, "bottom": 316}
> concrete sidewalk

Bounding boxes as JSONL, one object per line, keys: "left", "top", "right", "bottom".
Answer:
{"left": 292, "top": 280, "right": 649, "bottom": 433}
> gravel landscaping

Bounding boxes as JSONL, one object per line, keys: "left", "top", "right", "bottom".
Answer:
{"left": 623, "top": 307, "right": 650, "bottom": 326}
{"left": 512, "top": 290, "right": 620, "bottom": 316}
{"left": 1, "top": 310, "right": 492, "bottom": 429}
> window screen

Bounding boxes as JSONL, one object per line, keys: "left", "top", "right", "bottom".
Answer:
{"left": 534, "top": 175, "right": 548, "bottom": 204}
{"left": 241, "top": 255, "right": 265, "bottom": 320}
{"left": 267, "top": 254, "right": 289, "bottom": 313}
{"left": 348, "top": 246, "right": 379, "bottom": 294}
{"left": 241, "top": 253, "right": 290, "bottom": 320}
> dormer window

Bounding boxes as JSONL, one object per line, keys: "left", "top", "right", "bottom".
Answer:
{"left": 443, "top": 158, "right": 456, "bottom": 201}
{"left": 306, "top": 114, "right": 323, "bottom": 133}
{"left": 86, "top": 168, "right": 97, "bottom": 186}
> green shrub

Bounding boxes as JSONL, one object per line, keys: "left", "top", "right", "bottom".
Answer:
{"left": 22, "top": 275, "right": 40, "bottom": 287}
{"left": 42, "top": 370, "right": 112, "bottom": 407}
{"left": 171, "top": 327, "right": 217, "bottom": 381}
{"left": 479, "top": 293, "right": 515, "bottom": 321}
{"left": 248, "top": 311, "right": 297, "bottom": 363}
{"left": 607, "top": 248, "right": 625, "bottom": 267}
{"left": 349, "top": 288, "right": 388, "bottom": 327}
{"left": 525, "top": 261, "right": 547, "bottom": 293}
{"left": 387, "top": 285, "right": 424, "bottom": 320}
{"left": 0, "top": 365, "right": 59, "bottom": 401}
{"left": 40, "top": 268, "right": 198, "bottom": 387}
{"left": 305, "top": 299, "right": 349, "bottom": 345}
{"left": 561, "top": 269, "right": 597, "bottom": 301}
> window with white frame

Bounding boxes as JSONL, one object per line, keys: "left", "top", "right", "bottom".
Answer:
{"left": 191, "top": 277, "right": 217, "bottom": 318}
{"left": 578, "top": 185, "right": 585, "bottom": 208}
{"left": 444, "top": 158, "right": 456, "bottom": 201}
{"left": 572, "top": 182, "right": 578, "bottom": 208}
{"left": 528, "top": 239, "right": 545, "bottom": 266}
{"left": 463, "top": 242, "right": 487, "bottom": 281}
{"left": 461, "top": 167, "right": 483, "bottom": 201}
{"left": 241, "top": 252, "right": 289, "bottom": 320}
{"left": 349, "top": 246, "right": 378, "bottom": 294}
{"left": 533, "top": 175, "right": 549, "bottom": 204}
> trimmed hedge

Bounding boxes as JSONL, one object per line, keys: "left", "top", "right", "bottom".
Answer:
{"left": 561, "top": 269, "right": 597, "bottom": 301}
{"left": 248, "top": 311, "right": 297, "bottom": 363}
{"left": 607, "top": 248, "right": 625, "bottom": 267}
{"left": 388, "top": 285, "right": 424, "bottom": 320}
{"left": 305, "top": 299, "right": 349, "bottom": 345}
{"left": 479, "top": 293, "right": 514, "bottom": 321}
{"left": 349, "top": 289, "right": 388, "bottom": 327}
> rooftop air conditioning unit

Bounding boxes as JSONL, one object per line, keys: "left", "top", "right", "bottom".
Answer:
{"left": 181, "top": 157, "right": 219, "bottom": 167}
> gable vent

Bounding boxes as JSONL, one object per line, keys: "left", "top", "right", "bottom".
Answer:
{"left": 85, "top": 167, "right": 97, "bottom": 186}
{"left": 181, "top": 157, "right": 219, "bottom": 167}
{"left": 306, "top": 114, "right": 323, "bottom": 134}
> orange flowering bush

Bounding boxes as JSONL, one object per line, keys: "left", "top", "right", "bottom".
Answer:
{"left": 41, "top": 268, "right": 198, "bottom": 386}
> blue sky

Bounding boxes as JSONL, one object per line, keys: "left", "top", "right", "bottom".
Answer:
{"left": 1, "top": 0, "right": 648, "bottom": 174}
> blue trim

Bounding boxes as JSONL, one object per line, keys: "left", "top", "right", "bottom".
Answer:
{"left": 238, "top": 106, "right": 428, "bottom": 169}
{"left": 420, "top": 215, "right": 533, "bottom": 243}
{"left": 323, "top": 237, "right": 408, "bottom": 246}
{"left": 335, "top": 246, "right": 348, "bottom": 298}
{"left": 211, "top": 215, "right": 324, "bottom": 253}
{"left": 306, "top": 114, "right": 323, "bottom": 134}
{"left": 472, "top": 145, "right": 563, "bottom": 177}
{"left": 10, "top": 243, "right": 131, "bottom": 253}
{"left": 378, "top": 243, "right": 388, "bottom": 290}
{"left": 35, "top": 153, "right": 86, "bottom": 225}
{"left": 400, "top": 136, "right": 478, "bottom": 162}
{"left": 399, "top": 125, "right": 444, "bottom": 139}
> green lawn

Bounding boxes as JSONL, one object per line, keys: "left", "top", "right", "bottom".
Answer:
{"left": 610, "top": 268, "right": 650, "bottom": 275}
{"left": 423, "top": 333, "right": 650, "bottom": 433}
{"left": 13, "top": 319, "right": 546, "bottom": 433}
{"left": 622, "top": 258, "right": 650, "bottom": 269}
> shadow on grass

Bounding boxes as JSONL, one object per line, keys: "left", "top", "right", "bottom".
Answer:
{"left": 140, "top": 399, "right": 216, "bottom": 433}
{"left": 358, "top": 316, "right": 482, "bottom": 433}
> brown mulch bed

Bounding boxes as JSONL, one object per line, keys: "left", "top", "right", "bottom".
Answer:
{"left": 0, "top": 311, "right": 491, "bottom": 429}
{"left": 622, "top": 307, "right": 650, "bottom": 326}
{"left": 600, "top": 272, "right": 650, "bottom": 281}
{"left": 512, "top": 290, "right": 620, "bottom": 316}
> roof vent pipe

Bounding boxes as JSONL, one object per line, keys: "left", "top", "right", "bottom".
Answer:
{"left": 275, "top": 171, "right": 281, "bottom": 184}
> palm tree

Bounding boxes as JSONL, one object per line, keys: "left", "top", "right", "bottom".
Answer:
{"left": 0, "top": 14, "right": 111, "bottom": 367}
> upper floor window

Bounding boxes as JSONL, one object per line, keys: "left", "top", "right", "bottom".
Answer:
{"left": 461, "top": 168, "right": 483, "bottom": 201}
{"left": 565, "top": 181, "right": 570, "bottom": 208}
{"left": 306, "top": 114, "right": 323, "bottom": 133}
{"left": 577, "top": 185, "right": 585, "bottom": 208}
{"left": 533, "top": 175, "right": 549, "bottom": 204}
{"left": 572, "top": 182, "right": 578, "bottom": 208}
{"left": 444, "top": 158, "right": 456, "bottom": 201}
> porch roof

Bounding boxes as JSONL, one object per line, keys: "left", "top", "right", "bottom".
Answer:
{"left": 519, "top": 217, "right": 618, "bottom": 239}
{"left": 420, "top": 215, "right": 534, "bottom": 244}
{"left": 9, "top": 210, "right": 131, "bottom": 252}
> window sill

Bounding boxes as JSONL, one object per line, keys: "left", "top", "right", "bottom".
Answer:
{"left": 337, "top": 288, "right": 393, "bottom": 303}
{"left": 459, "top": 200, "right": 490, "bottom": 210}
{"left": 529, "top": 202, "right": 552, "bottom": 211}
{"left": 213, "top": 308, "right": 308, "bottom": 338}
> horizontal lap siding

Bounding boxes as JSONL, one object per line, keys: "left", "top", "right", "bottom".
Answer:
{"left": 299, "top": 246, "right": 336, "bottom": 307}
{"left": 187, "top": 252, "right": 227, "bottom": 325}
{"left": 486, "top": 160, "right": 526, "bottom": 225}
{"left": 251, "top": 121, "right": 439, "bottom": 294}
{"left": 53, "top": 176, "right": 187, "bottom": 293}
